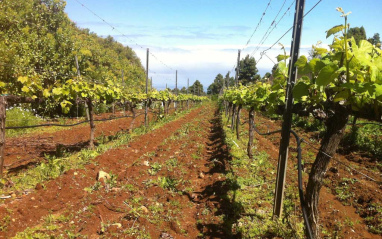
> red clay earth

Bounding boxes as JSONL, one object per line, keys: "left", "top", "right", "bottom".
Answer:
{"left": 0, "top": 104, "right": 235, "bottom": 238}
{"left": 238, "top": 111, "right": 381, "bottom": 238}
{"left": 3, "top": 108, "right": 168, "bottom": 172}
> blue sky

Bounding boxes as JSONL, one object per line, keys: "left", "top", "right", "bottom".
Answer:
{"left": 65, "top": 0, "right": 382, "bottom": 90}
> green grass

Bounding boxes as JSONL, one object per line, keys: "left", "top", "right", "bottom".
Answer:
{"left": 221, "top": 113, "right": 305, "bottom": 238}
{"left": 342, "top": 121, "right": 382, "bottom": 159}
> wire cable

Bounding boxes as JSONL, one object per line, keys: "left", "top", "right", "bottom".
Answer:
{"left": 242, "top": 0, "right": 274, "bottom": 51}
{"left": 72, "top": 0, "right": 180, "bottom": 76}
{"left": 255, "top": 0, "right": 324, "bottom": 65}
{"left": 5, "top": 113, "right": 145, "bottom": 130}
{"left": 249, "top": 0, "right": 291, "bottom": 58}
{"left": 301, "top": 139, "right": 381, "bottom": 183}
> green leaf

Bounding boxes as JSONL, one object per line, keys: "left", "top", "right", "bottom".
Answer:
{"left": 52, "top": 88, "right": 62, "bottom": 95}
{"left": 21, "top": 86, "right": 30, "bottom": 93}
{"left": 43, "top": 89, "right": 51, "bottom": 97}
{"left": 293, "top": 81, "right": 310, "bottom": 101}
{"left": 316, "top": 64, "right": 338, "bottom": 86}
{"left": 375, "top": 84, "right": 382, "bottom": 98}
{"left": 17, "top": 76, "right": 28, "bottom": 84}
{"left": 314, "top": 47, "right": 328, "bottom": 55}
{"left": 295, "top": 55, "right": 307, "bottom": 68}
{"left": 277, "top": 54, "right": 289, "bottom": 62}
{"left": 333, "top": 90, "right": 349, "bottom": 102}
{"left": 326, "top": 25, "right": 345, "bottom": 38}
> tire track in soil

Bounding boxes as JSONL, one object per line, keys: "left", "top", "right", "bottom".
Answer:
{"left": 0, "top": 106, "right": 200, "bottom": 238}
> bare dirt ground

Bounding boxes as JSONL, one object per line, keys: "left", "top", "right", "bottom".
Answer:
{"left": 0, "top": 104, "right": 236, "bottom": 238}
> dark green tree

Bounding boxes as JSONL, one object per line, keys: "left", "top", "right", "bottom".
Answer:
{"left": 238, "top": 55, "right": 260, "bottom": 85}
{"left": 347, "top": 26, "right": 366, "bottom": 44}
{"left": 188, "top": 80, "right": 204, "bottom": 95}
{"left": 261, "top": 72, "right": 271, "bottom": 82}
{"left": 207, "top": 73, "right": 224, "bottom": 95}
{"left": 225, "top": 71, "right": 235, "bottom": 87}
{"left": 368, "top": 33, "right": 381, "bottom": 48}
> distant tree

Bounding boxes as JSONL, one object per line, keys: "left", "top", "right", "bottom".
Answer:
{"left": 179, "top": 87, "right": 187, "bottom": 94}
{"left": 207, "top": 73, "right": 224, "bottom": 95}
{"left": 224, "top": 71, "right": 235, "bottom": 87}
{"left": 368, "top": 33, "right": 381, "bottom": 48}
{"left": 188, "top": 80, "right": 204, "bottom": 95}
{"left": 261, "top": 72, "right": 271, "bottom": 82}
{"left": 238, "top": 55, "right": 260, "bottom": 85}
{"left": 347, "top": 26, "right": 366, "bottom": 45}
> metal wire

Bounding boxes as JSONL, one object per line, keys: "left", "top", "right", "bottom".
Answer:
{"left": 256, "top": 0, "right": 324, "bottom": 65}
{"left": 72, "top": 0, "right": 187, "bottom": 82}
{"left": 301, "top": 139, "right": 382, "bottom": 184}
{"left": 5, "top": 113, "right": 144, "bottom": 130}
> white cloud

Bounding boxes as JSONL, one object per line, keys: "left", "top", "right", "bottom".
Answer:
{"left": 124, "top": 42, "right": 327, "bottom": 90}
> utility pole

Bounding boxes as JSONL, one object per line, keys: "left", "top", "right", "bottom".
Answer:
{"left": 145, "top": 48, "right": 149, "bottom": 127}
{"left": 175, "top": 70, "right": 178, "bottom": 111}
{"left": 122, "top": 70, "right": 126, "bottom": 115}
{"left": 235, "top": 50, "right": 241, "bottom": 86}
{"left": 175, "top": 70, "right": 178, "bottom": 94}
{"left": 226, "top": 71, "right": 230, "bottom": 89}
{"left": 187, "top": 78, "right": 189, "bottom": 109}
{"left": 273, "top": 0, "right": 306, "bottom": 218}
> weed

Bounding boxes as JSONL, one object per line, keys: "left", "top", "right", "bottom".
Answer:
{"left": 157, "top": 176, "right": 178, "bottom": 191}
{"left": 148, "top": 162, "right": 162, "bottom": 176}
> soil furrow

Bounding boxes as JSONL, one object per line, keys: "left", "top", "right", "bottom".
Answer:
{"left": 0, "top": 106, "right": 202, "bottom": 238}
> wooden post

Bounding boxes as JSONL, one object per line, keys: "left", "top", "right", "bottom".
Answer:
{"left": 187, "top": 78, "right": 189, "bottom": 110}
{"left": 236, "top": 105, "right": 242, "bottom": 139}
{"left": 145, "top": 48, "right": 149, "bottom": 127}
{"left": 0, "top": 96, "right": 6, "bottom": 178}
{"left": 235, "top": 50, "right": 241, "bottom": 86}
{"left": 87, "top": 98, "right": 95, "bottom": 149}
{"left": 247, "top": 108, "right": 255, "bottom": 159}
{"left": 274, "top": 0, "right": 306, "bottom": 218}
{"left": 231, "top": 105, "right": 236, "bottom": 131}
{"left": 175, "top": 70, "right": 178, "bottom": 111}
{"left": 122, "top": 69, "right": 126, "bottom": 116}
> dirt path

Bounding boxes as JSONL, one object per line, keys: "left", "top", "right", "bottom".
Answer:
{"left": 0, "top": 103, "right": 235, "bottom": 238}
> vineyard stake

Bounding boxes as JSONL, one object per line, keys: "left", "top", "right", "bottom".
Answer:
{"left": 0, "top": 96, "right": 6, "bottom": 178}
{"left": 122, "top": 69, "right": 126, "bottom": 116}
{"left": 235, "top": 50, "right": 241, "bottom": 86}
{"left": 175, "top": 70, "right": 178, "bottom": 111}
{"left": 187, "top": 78, "right": 189, "bottom": 110}
{"left": 274, "top": 0, "right": 306, "bottom": 218}
{"left": 88, "top": 98, "right": 95, "bottom": 149}
{"left": 145, "top": 48, "right": 149, "bottom": 127}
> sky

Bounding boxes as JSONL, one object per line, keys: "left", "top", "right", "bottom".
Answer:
{"left": 64, "top": 0, "right": 382, "bottom": 91}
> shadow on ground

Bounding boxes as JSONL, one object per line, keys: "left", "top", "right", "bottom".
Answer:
{"left": 197, "top": 109, "right": 243, "bottom": 238}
